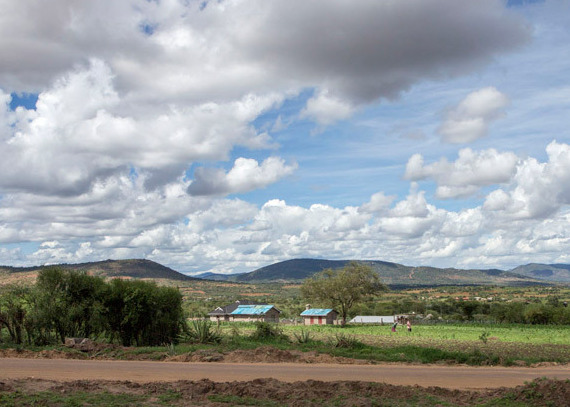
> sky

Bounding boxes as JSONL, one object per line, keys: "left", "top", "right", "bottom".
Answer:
{"left": 1, "top": 0, "right": 570, "bottom": 275}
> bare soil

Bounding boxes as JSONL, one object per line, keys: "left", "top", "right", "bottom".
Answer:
{"left": 2, "top": 346, "right": 570, "bottom": 406}
{"left": 1, "top": 377, "right": 569, "bottom": 406}
{"left": 0, "top": 345, "right": 370, "bottom": 364}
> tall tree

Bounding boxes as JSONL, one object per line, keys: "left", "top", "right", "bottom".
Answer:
{"left": 301, "top": 262, "right": 388, "bottom": 325}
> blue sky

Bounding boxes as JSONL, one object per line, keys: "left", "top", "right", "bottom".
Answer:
{"left": 1, "top": 0, "right": 569, "bottom": 274}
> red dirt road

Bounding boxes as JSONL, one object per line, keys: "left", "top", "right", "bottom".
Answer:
{"left": 1, "top": 358, "right": 570, "bottom": 389}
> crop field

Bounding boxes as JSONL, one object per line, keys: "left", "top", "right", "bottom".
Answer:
{"left": 282, "top": 323, "right": 570, "bottom": 345}
{"left": 210, "top": 322, "right": 570, "bottom": 365}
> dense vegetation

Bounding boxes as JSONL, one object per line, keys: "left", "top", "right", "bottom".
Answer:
{"left": 301, "top": 262, "right": 388, "bottom": 324}
{"left": 0, "top": 267, "right": 185, "bottom": 346}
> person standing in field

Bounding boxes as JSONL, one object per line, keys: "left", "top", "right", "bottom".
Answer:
{"left": 391, "top": 322, "right": 397, "bottom": 332}
{"left": 407, "top": 319, "right": 412, "bottom": 332}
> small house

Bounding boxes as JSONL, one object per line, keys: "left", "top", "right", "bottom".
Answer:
{"left": 208, "top": 300, "right": 267, "bottom": 322}
{"left": 300, "top": 307, "right": 338, "bottom": 325}
{"left": 229, "top": 304, "right": 281, "bottom": 323}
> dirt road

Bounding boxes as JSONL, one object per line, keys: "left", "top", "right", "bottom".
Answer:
{"left": 1, "top": 358, "right": 570, "bottom": 389}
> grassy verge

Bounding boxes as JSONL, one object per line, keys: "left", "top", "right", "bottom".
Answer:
{"left": 2, "top": 321, "right": 569, "bottom": 366}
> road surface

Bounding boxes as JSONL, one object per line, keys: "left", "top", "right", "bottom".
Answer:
{"left": 1, "top": 358, "right": 570, "bottom": 389}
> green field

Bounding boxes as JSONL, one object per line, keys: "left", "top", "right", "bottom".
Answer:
{"left": 279, "top": 323, "right": 570, "bottom": 345}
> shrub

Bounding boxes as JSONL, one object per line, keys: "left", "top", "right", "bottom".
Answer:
{"left": 293, "top": 329, "right": 313, "bottom": 344}
{"left": 329, "top": 333, "right": 363, "bottom": 349}
{"left": 186, "top": 319, "right": 222, "bottom": 344}
{"left": 250, "top": 321, "right": 289, "bottom": 342}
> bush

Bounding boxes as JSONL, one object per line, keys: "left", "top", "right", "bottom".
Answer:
{"left": 1, "top": 267, "right": 187, "bottom": 347}
{"left": 329, "top": 333, "right": 363, "bottom": 349}
{"left": 293, "top": 329, "right": 313, "bottom": 344}
{"left": 187, "top": 320, "right": 222, "bottom": 344}
{"left": 250, "top": 321, "right": 289, "bottom": 342}
{"left": 104, "top": 279, "right": 186, "bottom": 346}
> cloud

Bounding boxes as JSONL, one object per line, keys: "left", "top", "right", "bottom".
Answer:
{"left": 405, "top": 148, "right": 519, "bottom": 199}
{"left": 483, "top": 141, "right": 570, "bottom": 219}
{"left": 187, "top": 157, "right": 298, "bottom": 196}
{"left": 1, "top": 1, "right": 529, "bottom": 103}
{"left": 0, "top": 1, "right": 529, "bottom": 199}
{"left": 0, "top": 60, "right": 281, "bottom": 196}
{"left": 439, "top": 87, "right": 510, "bottom": 143}
{"left": 0, "top": 0, "right": 560, "bottom": 273}
{"left": 300, "top": 89, "right": 355, "bottom": 126}
{"left": 360, "top": 192, "right": 396, "bottom": 214}
{"left": 3, "top": 143, "right": 570, "bottom": 273}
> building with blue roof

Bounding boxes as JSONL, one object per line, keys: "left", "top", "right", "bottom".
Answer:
{"left": 300, "top": 306, "right": 338, "bottom": 325}
{"left": 229, "top": 304, "right": 281, "bottom": 323}
{"left": 208, "top": 300, "right": 267, "bottom": 322}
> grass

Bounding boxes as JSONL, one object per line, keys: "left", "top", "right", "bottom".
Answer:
{"left": 280, "top": 322, "right": 570, "bottom": 345}
{"left": 2, "top": 321, "right": 569, "bottom": 366}
{"left": 208, "top": 394, "right": 283, "bottom": 406}
{"left": 0, "top": 391, "right": 147, "bottom": 407}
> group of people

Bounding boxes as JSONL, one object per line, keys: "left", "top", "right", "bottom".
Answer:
{"left": 391, "top": 319, "right": 412, "bottom": 332}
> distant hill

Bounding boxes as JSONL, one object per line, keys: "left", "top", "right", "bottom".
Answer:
{"left": 3, "top": 258, "right": 567, "bottom": 288}
{"left": 0, "top": 259, "right": 197, "bottom": 282}
{"left": 193, "top": 271, "right": 247, "bottom": 281}
{"left": 194, "top": 258, "right": 550, "bottom": 287}
{"left": 509, "top": 263, "right": 570, "bottom": 283}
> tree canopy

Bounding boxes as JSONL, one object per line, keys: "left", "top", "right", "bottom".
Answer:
{"left": 0, "top": 267, "right": 186, "bottom": 346}
{"left": 300, "top": 262, "right": 388, "bottom": 324}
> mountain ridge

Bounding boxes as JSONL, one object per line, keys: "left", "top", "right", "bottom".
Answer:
{"left": 193, "top": 258, "right": 563, "bottom": 286}
{"left": 0, "top": 259, "right": 196, "bottom": 282}
{"left": 2, "top": 258, "right": 568, "bottom": 287}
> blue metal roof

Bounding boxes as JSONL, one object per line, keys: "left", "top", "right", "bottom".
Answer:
{"left": 230, "top": 305, "right": 276, "bottom": 315}
{"left": 300, "top": 308, "right": 335, "bottom": 316}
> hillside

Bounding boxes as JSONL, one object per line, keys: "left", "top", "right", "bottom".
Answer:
{"left": 194, "top": 258, "right": 549, "bottom": 287}
{"left": 509, "top": 263, "right": 570, "bottom": 283}
{"left": 0, "top": 259, "right": 196, "bottom": 282}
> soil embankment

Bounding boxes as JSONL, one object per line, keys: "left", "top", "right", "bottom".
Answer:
{"left": 2, "top": 358, "right": 570, "bottom": 389}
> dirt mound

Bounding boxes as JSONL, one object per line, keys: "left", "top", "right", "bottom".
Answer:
{"left": 487, "top": 378, "right": 570, "bottom": 407}
{"left": 2, "top": 378, "right": 568, "bottom": 406}
{"left": 0, "top": 348, "right": 87, "bottom": 360}
{"left": 164, "top": 346, "right": 369, "bottom": 364}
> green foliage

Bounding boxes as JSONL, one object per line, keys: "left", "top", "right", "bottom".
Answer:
{"left": 301, "top": 261, "right": 388, "bottom": 324}
{"left": 0, "top": 390, "right": 147, "bottom": 407}
{"left": 187, "top": 319, "right": 222, "bottom": 344}
{"left": 34, "top": 267, "right": 108, "bottom": 343}
{"left": 293, "top": 329, "right": 313, "bottom": 344}
{"left": 329, "top": 333, "right": 363, "bottom": 349}
{"left": 0, "top": 267, "right": 186, "bottom": 347}
{"left": 479, "top": 330, "right": 490, "bottom": 344}
{"left": 0, "top": 284, "right": 32, "bottom": 344}
{"left": 250, "top": 321, "right": 289, "bottom": 342}
{"left": 104, "top": 278, "right": 185, "bottom": 346}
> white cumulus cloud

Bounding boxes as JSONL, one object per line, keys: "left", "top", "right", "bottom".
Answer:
{"left": 405, "top": 148, "right": 519, "bottom": 199}
{"left": 188, "top": 157, "right": 298, "bottom": 196}
{"left": 439, "top": 87, "right": 510, "bottom": 143}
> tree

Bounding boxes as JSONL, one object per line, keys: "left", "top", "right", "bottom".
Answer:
{"left": 104, "top": 279, "right": 185, "bottom": 346}
{"left": 300, "top": 262, "right": 387, "bottom": 325}
{"left": 34, "top": 267, "right": 107, "bottom": 343}
{"left": 0, "top": 284, "right": 32, "bottom": 344}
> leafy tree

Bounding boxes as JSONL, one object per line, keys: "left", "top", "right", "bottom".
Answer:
{"left": 458, "top": 300, "right": 480, "bottom": 321}
{"left": 300, "top": 262, "right": 387, "bottom": 325}
{"left": 34, "top": 267, "right": 108, "bottom": 343}
{"left": 0, "top": 284, "right": 32, "bottom": 344}
{"left": 104, "top": 279, "right": 185, "bottom": 346}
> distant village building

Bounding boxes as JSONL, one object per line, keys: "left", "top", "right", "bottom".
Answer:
{"left": 349, "top": 315, "right": 395, "bottom": 324}
{"left": 349, "top": 315, "right": 416, "bottom": 324}
{"left": 208, "top": 300, "right": 267, "bottom": 322}
{"left": 229, "top": 305, "right": 281, "bottom": 323}
{"left": 300, "top": 306, "right": 338, "bottom": 325}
